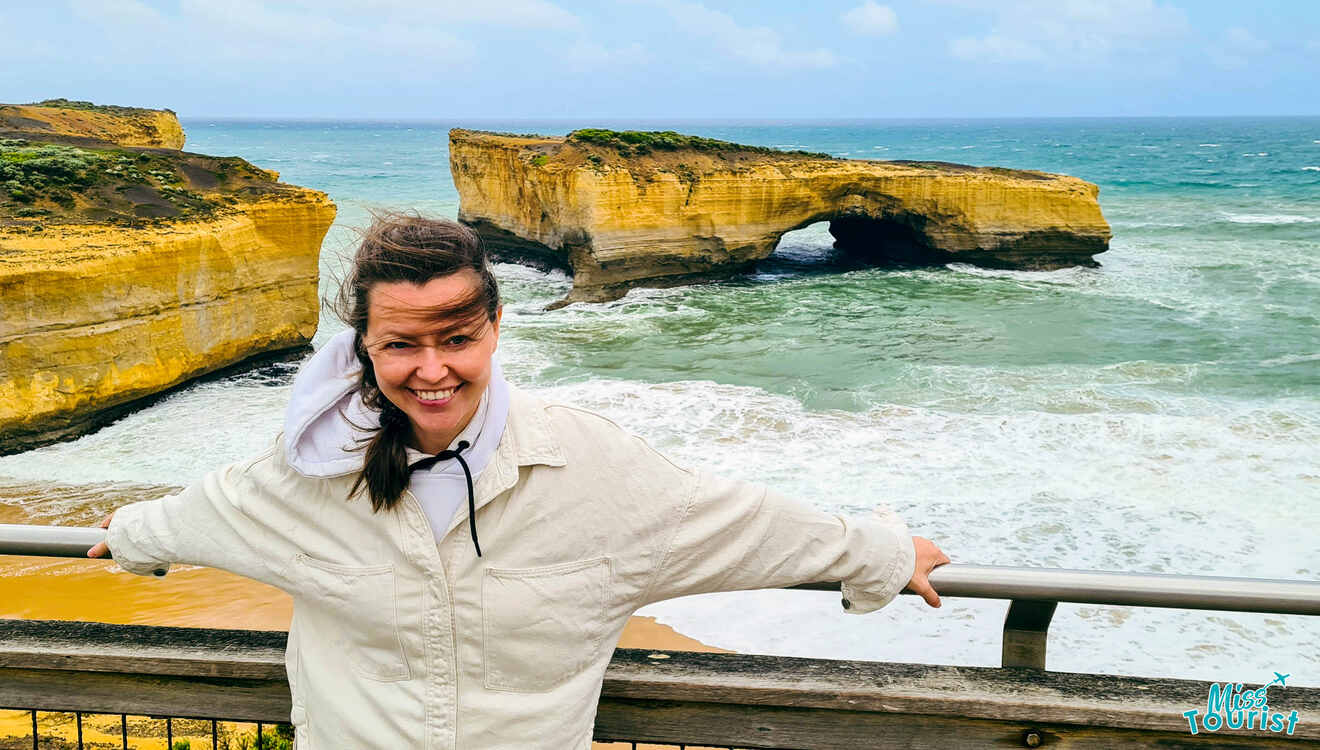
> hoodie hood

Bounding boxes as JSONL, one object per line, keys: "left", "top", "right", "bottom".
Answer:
{"left": 283, "top": 328, "right": 509, "bottom": 480}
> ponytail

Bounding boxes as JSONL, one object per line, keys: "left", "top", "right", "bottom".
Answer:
{"left": 349, "top": 391, "right": 413, "bottom": 513}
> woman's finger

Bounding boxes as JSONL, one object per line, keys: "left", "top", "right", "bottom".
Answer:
{"left": 89, "top": 512, "right": 115, "bottom": 557}
{"left": 911, "top": 576, "right": 941, "bottom": 608}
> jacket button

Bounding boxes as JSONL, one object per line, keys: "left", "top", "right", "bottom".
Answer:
{"left": 841, "top": 598, "right": 852, "bottom": 610}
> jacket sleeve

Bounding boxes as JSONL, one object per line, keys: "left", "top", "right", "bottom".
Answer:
{"left": 102, "top": 446, "right": 296, "bottom": 592}
{"left": 641, "top": 461, "right": 917, "bottom": 615}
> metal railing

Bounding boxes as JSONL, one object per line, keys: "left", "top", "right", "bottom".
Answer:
{"left": 5, "top": 522, "right": 1318, "bottom": 670}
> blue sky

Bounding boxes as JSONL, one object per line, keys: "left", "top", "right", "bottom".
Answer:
{"left": 3, "top": 0, "right": 1317, "bottom": 118}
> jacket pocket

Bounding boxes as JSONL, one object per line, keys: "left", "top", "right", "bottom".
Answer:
{"left": 482, "top": 556, "right": 611, "bottom": 693}
{"left": 293, "top": 553, "right": 411, "bottom": 682}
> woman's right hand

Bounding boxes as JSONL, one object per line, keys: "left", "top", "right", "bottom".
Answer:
{"left": 904, "top": 535, "right": 950, "bottom": 608}
{"left": 87, "top": 511, "right": 115, "bottom": 558}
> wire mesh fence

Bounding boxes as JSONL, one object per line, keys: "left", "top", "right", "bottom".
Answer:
{"left": 0, "top": 711, "right": 290, "bottom": 750}
{"left": 0, "top": 710, "right": 751, "bottom": 750}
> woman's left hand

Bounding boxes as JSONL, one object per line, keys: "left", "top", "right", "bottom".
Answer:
{"left": 904, "top": 536, "right": 950, "bottom": 608}
{"left": 87, "top": 511, "right": 115, "bottom": 558}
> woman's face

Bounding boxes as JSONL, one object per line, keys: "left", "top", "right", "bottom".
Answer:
{"left": 363, "top": 271, "right": 502, "bottom": 455}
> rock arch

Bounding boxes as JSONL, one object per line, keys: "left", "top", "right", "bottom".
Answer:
{"left": 450, "top": 130, "right": 1112, "bottom": 307}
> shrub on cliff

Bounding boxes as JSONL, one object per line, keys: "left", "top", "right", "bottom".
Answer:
{"left": 1, "top": 144, "right": 104, "bottom": 191}
{"left": 0, "top": 139, "right": 279, "bottom": 225}
{"left": 567, "top": 129, "right": 830, "bottom": 159}
{"left": 26, "top": 97, "right": 176, "bottom": 115}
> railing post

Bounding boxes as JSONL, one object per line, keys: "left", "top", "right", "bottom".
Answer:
{"left": 1001, "top": 599, "right": 1056, "bottom": 669}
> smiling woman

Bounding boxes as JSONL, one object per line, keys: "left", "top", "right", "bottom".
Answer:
{"left": 365, "top": 287, "right": 500, "bottom": 453}
{"left": 86, "top": 211, "right": 947, "bottom": 749}
{"left": 335, "top": 216, "right": 505, "bottom": 513}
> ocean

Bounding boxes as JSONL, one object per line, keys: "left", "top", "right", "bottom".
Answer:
{"left": 2, "top": 117, "right": 1317, "bottom": 685}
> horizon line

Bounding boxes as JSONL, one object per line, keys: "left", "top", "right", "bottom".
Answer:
{"left": 176, "top": 113, "right": 1320, "bottom": 123}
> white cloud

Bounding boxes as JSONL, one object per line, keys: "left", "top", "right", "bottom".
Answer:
{"left": 649, "top": 0, "right": 839, "bottom": 69}
{"left": 453, "top": 0, "right": 581, "bottom": 29}
{"left": 842, "top": 2, "right": 898, "bottom": 36}
{"left": 69, "top": 0, "right": 166, "bottom": 29}
{"left": 563, "top": 41, "right": 650, "bottom": 72}
{"left": 1225, "top": 27, "right": 1270, "bottom": 54}
{"left": 177, "top": 0, "right": 346, "bottom": 45}
{"left": 950, "top": 34, "right": 1043, "bottom": 62}
{"left": 940, "top": 0, "right": 1189, "bottom": 65}
{"left": 58, "top": 0, "right": 508, "bottom": 69}
{"left": 1209, "top": 27, "right": 1271, "bottom": 69}
{"left": 0, "top": 17, "right": 57, "bottom": 62}
{"left": 312, "top": 0, "right": 581, "bottom": 31}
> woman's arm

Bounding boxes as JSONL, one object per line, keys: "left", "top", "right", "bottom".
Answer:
{"left": 86, "top": 445, "right": 298, "bottom": 592}
{"left": 641, "top": 467, "right": 947, "bottom": 613}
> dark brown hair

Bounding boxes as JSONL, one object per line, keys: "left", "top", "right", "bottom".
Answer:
{"left": 334, "top": 211, "right": 500, "bottom": 512}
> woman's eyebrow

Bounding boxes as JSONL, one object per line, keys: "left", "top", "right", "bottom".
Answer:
{"left": 372, "top": 319, "right": 483, "bottom": 342}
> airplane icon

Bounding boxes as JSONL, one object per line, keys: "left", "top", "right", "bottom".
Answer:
{"left": 1269, "top": 672, "right": 1289, "bottom": 688}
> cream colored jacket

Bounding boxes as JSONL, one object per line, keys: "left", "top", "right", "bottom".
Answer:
{"left": 106, "top": 386, "right": 916, "bottom": 749}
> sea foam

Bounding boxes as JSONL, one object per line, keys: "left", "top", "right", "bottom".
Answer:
{"left": 1223, "top": 213, "right": 1320, "bottom": 224}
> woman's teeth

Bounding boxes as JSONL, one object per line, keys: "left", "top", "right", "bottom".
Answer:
{"left": 413, "top": 386, "right": 457, "bottom": 400}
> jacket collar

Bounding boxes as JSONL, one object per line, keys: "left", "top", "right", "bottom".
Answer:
{"left": 503, "top": 384, "right": 566, "bottom": 470}
{"left": 439, "top": 382, "right": 564, "bottom": 540}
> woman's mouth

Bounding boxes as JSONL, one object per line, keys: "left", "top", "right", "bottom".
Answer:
{"left": 410, "top": 384, "right": 461, "bottom": 405}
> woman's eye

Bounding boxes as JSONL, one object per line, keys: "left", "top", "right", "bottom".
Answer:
{"left": 445, "top": 336, "right": 470, "bottom": 346}
{"left": 383, "top": 341, "right": 412, "bottom": 350}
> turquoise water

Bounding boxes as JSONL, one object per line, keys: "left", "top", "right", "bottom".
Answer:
{"left": 2, "top": 118, "right": 1317, "bottom": 683}
{"left": 186, "top": 117, "right": 1320, "bottom": 406}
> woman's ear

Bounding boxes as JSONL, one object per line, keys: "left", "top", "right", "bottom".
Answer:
{"left": 353, "top": 330, "right": 371, "bottom": 361}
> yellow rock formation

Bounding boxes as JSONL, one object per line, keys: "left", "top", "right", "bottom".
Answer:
{"left": 450, "top": 129, "right": 1111, "bottom": 306}
{"left": 0, "top": 100, "right": 185, "bottom": 149}
{"left": 1, "top": 100, "right": 337, "bottom": 452}
{"left": 0, "top": 193, "right": 336, "bottom": 453}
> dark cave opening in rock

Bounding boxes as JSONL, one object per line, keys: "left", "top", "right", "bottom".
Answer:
{"left": 763, "top": 216, "right": 948, "bottom": 276}
{"left": 827, "top": 213, "right": 947, "bottom": 266}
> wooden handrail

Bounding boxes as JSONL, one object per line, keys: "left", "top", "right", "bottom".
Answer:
{"left": 1, "top": 620, "right": 1316, "bottom": 747}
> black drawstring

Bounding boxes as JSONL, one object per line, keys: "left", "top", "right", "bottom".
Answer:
{"left": 408, "top": 440, "right": 481, "bottom": 557}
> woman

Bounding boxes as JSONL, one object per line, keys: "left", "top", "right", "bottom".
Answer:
{"left": 90, "top": 214, "right": 949, "bottom": 749}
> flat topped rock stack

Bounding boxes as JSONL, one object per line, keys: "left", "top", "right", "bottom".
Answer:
{"left": 1, "top": 99, "right": 186, "bottom": 149}
{"left": 0, "top": 100, "right": 336, "bottom": 453}
{"left": 450, "top": 128, "right": 1111, "bottom": 307}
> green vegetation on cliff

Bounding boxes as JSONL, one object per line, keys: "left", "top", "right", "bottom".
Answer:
{"left": 567, "top": 129, "right": 831, "bottom": 159}
{"left": 0, "top": 137, "right": 287, "bottom": 228}
{"left": 25, "top": 98, "right": 177, "bottom": 116}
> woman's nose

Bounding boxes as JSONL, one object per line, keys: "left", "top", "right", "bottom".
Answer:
{"left": 414, "top": 347, "right": 449, "bottom": 382}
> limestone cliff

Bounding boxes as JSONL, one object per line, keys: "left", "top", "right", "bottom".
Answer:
{"left": 0, "top": 99, "right": 185, "bottom": 149}
{"left": 450, "top": 129, "right": 1112, "bottom": 306}
{"left": 0, "top": 194, "right": 335, "bottom": 452}
{"left": 1, "top": 106, "right": 335, "bottom": 453}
